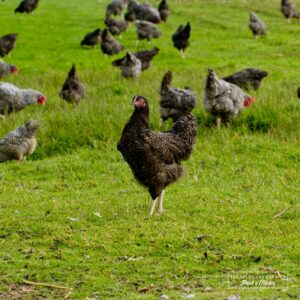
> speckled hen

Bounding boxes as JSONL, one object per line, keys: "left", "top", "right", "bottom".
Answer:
{"left": 249, "top": 12, "right": 267, "bottom": 37}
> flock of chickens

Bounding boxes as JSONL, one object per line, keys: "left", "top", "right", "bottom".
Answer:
{"left": 0, "top": 0, "right": 299, "bottom": 214}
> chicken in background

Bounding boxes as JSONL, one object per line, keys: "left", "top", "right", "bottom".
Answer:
{"left": 160, "top": 71, "right": 197, "bottom": 122}
{"left": 204, "top": 68, "right": 254, "bottom": 129}
{"left": 172, "top": 22, "right": 190, "bottom": 58}
{"left": 106, "top": 0, "right": 128, "bottom": 19}
{"left": 0, "top": 34, "right": 18, "bottom": 58}
{"left": 135, "top": 20, "right": 162, "bottom": 45}
{"left": 158, "top": 0, "right": 169, "bottom": 22}
{"left": 112, "top": 47, "right": 159, "bottom": 71}
{"left": 119, "top": 52, "right": 142, "bottom": 78}
{"left": 0, "top": 119, "right": 38, "bottom": 162}
{"left": 100, "top": 29, "right": 123, "bottom": 56}
{"left": 297, "top": 87, "right": 300, "bottom": 99}
{"left": 59, "top": 64, "right": 85, "bottom": 106}
{"left": 0, "top": 83, "right": 46, "bottom": 118}
{"left": 222, "top": 68, "right": 268, "bottom": 91}
{"left": 105, "top": 17, "right": 128, "bottom": 37}
{"left": 281, "top": 0, "right": 300, "bottom": 23}
{"left": 127, "top": 0, "right": 161, "bottom": 24}
{"left": 15, "top": 0, "right": 40, "bottom": 13}
{"left": 81, "top": 29, "right": 101, "bottom": 48}
{"left": 117, "top": 95, "right": 197, "bottom": 215}
{"left": 249, "top": 12, "right": 267, "bottom": 38}
{"left": 0, "top": 60, "right": 19, "bottom": 78}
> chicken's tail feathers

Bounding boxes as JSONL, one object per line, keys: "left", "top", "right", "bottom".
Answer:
{"left": 161, "top": 70, "right": 172, "bottom": 91}
{"left": 68, "top": 64, "right": 77, "bottom": 77}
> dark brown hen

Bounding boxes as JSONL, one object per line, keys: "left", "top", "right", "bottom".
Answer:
{"left": 15, "top": 0, "right": 39, "bottom": 13}
{"left": 158, "top": 0, "right": 169, "bottom": 22}
{"left": 0, "top": 34, "right": 18, "bottom": 57}
{"left": 117, "top": 95, "right": 197, "bottom": 215}
{"left": 281, "top": 0, "right": 300, "bottom": 22}
{"left": 172, "top": 22, "right": 190, "bottom": 58}
{"left": 100, "top": 29, "right": 123, "bottom": 56}
{"left": 80, "top": 28, "right": 101, "bottom": 48}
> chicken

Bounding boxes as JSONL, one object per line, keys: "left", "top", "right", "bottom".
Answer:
{"left": 0, "top": 60, "right": 19, "bottom": 78}
{"left": 0, "top": 33, "right": 18, "bottom": 57}
{"left": 106, "top": 0, "right": 128, "bottom": 18}
{"left": 204, "top": 68, "right": 254, "bottom": 128}
{"left": 127, "top": 0, "right": 161, "bottom": 23}
{"left": 158, "top": 0, "right": 169, "bottom": 22}
{"left": 105, "top": 17, "right": 128, "bottom": 36}
{"left": 100, "top": 29, "right": 123, "bottom": 56}
{"left": 281, "top": 0, "right": 300, "bottom": 23}
{"left": 0, "top": 82, "right": 46, "bottom": 118}
{"left": 222, "top": 68, "right": 268, "bottom": 91}
{"left": 160, "top": 71, "right": 197, "bottom": 122}
{"left": 15, "top": 0, "right": 39, "bottom": 13}
{"left": 0, "top": 119, "right": 38, "bottom": 162}
{"left": 172, "top": 22, "right": 190, "bottom": 58}
{"left": 59, "top": 64, "right": 85, "bottom": 106}
{"left": 115, "top": 52, "right": 142, "bottom": 78}
{"left": 297, "top": 87, "right": 300, "bottom": 99}
{"left": 249, "top": 12, "right": 267, "bottom": 37}
{"left": 112, "top": 47, "right": 159, "bottom": 71}
{"left": 135, "top": 20, "right": 162, "bottom": 44}
{"left": 117, "top": 95, "right": 197, "bottom": 215}
{"left": 80, "top": 28, "right": 101, "bottom": 48}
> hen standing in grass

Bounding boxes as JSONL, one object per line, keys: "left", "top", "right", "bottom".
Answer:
{"left": 0, "top": 82, "right": 46, "bottom": 118}
{"left": 114, "top": 52, "right": 142, "bottom": 78}
{"left": 158, "top": 0, "right": 169, "bottom": 22}
{"left": 204, "top": 68, "right": 254, "bottom": 128}
{"left": 106, "top": 0, "right": 128, "bottom": 18}
{"left": 249, "top": 12, "right": 267, "bottom": 37}
{"left": 0, "top": 60, "right": 19, "bottom": 78}
{"left": 172, "top": 22, "right": 190, "bottom": 58}
{"left": 160, "top": 71, "right": 197, "bottom": 122}
{"left": 127, "top": 0, "right": 161, "bottom": 23}
{"left": 0, "top": 120, "right": 38, "bottom": 162}
{"left": 223, "top": 68, "right": 268, "bottom": 91}
{"left": 80, "top": 29, "right": 101, "bottom": 48}
{"left": 117, "top": 95, "right": 197, "bottom": 215}
{"left": 281, "top": 0, "right": 300, "bottom": 22}
{"left": 0, "top": 34, "right": 18, "bottom": 57}
{"left": 59, "top": 64, "right": 85, "bottom": 106}
{"left": 105, "top": 17, "right": 128, "bottom": 37}
{"left": 100, "top": 29, "right": 123, "bottom": 56}
{"left": 135, "top": 20, "right": 162, "bottom": 44}
{"left": 15, "top": 0, "right": 39, "bottom": 13}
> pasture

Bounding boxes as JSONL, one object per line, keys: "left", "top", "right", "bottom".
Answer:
{"left": 0, "top": 0, "right": 299, "bottom": 298}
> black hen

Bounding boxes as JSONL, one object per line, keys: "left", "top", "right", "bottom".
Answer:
{"left": 117, "top": 95, "right": 197, "bottom": 215}
{"left": 112, "top": 47, "right": 159, "bottom": 71}
{"left": 59, "top": 64, "right": 85, "bottom": 106}
{"left": 160, "top": 71, "right": 197, "bottom": 122}
{"left": 106, "top": 0, "right": 128, "bottom": 18}
{"left": 172, "top": 22, "right": 190, "bottom": 58}
{"left": 15, "top": 0, "right": 39, "bottom": 13}
{"left": 127, "top": 0, "right": 161, "bottom": 23}
{"left": 81, "top": 28, "right": 101, "bottom": 48}
{"left": 135, "top": 20, "right": 162, "bottom": 44}
{"left": 281, "top": 0, "right": 300, "bottom": 22}
{"left": 158, "top": 0, "right": 169, "bottom": 22}
{"left": 100, "top": 29, "right": 123, "bottom": 56}
{"left": 0, "top": 34, "right": 18, "bottom": 57}
{"left": 222, "top": 68, "right": 268, "bottom": 91}
{"left": 105, "top": 17, "right": 128, "bottom": 36}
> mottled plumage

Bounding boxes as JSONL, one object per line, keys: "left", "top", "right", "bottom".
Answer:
{"left": 249, "top": 12, "right": 267, "bottom": 37}
{"left": 0, "top": 82, "right": 46, "bottom": 116}
{"left": 223, "top": 68, "right": 268, "bottom": 91}
{"left": 117, "top": 95, "right": 197, "bottom": 215}
{"left": 100, "top": 29, "right": 123, "bottom": 56}
{"left": 112, "top": 47, "right": 159, "bottom": 71}
{"left": 105, "top": 17, "right": 128, "bottom": 36}
{"left": 117, "top": 52, "right": 142, "bottom": 78}
{"left": 59, "top": 64, "right": 85, "bottom": 105}
{"left": 204, "top": 69, "right": 254, "bottom": 128}
{"left": 0, "top": 119, "right": 38, "bottom": 162}
{"left": 281, "top": 0, "right": 300, "bottom": 22}
{"left": 15, "top": 0, "right": 39, "bottom": 13}
{"left": 106, "top": 0, "right": 128, "bottom": 18}
{"left": 158, "top": 0, "right": 169, "bottom": 22}
{"left": 81, "top": 28, "right": 101, "bottom": 47}
{"left": 160, "top": 71, "right": 197, "bottom": 121}
{"left": 0, "top": 60, "right": 19, "bottom": 78}
{"left": 172, "top": 22, "right": 190, "bottom": 57}
{"left": 135, "top": 20, "right": 162, "bottom": 42}
{"left": 0, "top": 33, "right": 18, "bottom": 57}
{"left": 127, "top": 0, "right": 161, "bottom": 23}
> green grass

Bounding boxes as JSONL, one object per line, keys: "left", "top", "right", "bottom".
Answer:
{"left": 0, "top": 0, "right": 300, "bottom": 299}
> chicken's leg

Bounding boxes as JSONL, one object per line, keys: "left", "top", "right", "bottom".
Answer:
{"left": 180, "top": 49, "right": 185, "bottom": 59}
{"left": 158, "top": 190, "right": 165, "bottom": 214}
{"left": 216, "top": 116, "right": 221, "bottom": 129}
{"left": 150, "top": 198, "right": 157, "bottom": 216}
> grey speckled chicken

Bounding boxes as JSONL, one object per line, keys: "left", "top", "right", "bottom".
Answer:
{"left": 249, "top": 12, "right": 267, "bottom": 37}
{"left": 106, "top": 0, "right": 128, "bottom": 18}
{"left": 0, "top": 82, "right": 46, "bottom": 117}
{"left": 0, "top": 33, "right": 18, "bottom": 57}
{"left": 222, "top": 68, "right": 268, "bottom": 91}
{"left": 80, "top": 28, "right": 101, "bottom": 48}
{"left": 112, "top": 47, "right": 159, "bottom": 71}
{"left": 15, "top": 0, "right": 39, "bottom": 13}
{"left": 0, "top": 60, "right": 19, "bottom": 78}
{"left": 100, "top": 29, "right": 123, "bottom": 56}
{"left": 118, "top": 52, "right": 142, "bottom": 78}
{"left": 105, "top": 17, "right": 128, "bottom": 36}
{"left": 117, "top": 95, "right": 197, "bottom": 215}
{"left": 127, "top": 0, "right": 161, "bottom": 23}
{"left": 0, "top": 119, "right": 38, "bottom": 162}
{"left": 281, "top": 0, "right": 300, "bottom": 22}
{"left": 160, "top": 71, "right": 197, "bottom": 121}
{"left": 158, "top": 0, "right": 169, "bottom": 22}
{"left": 135, "top": 20, "right": 161, "bottom": 44}
{"left": 204, "top": 68, "right": 254, "bottom": 128}
{"left": 59, "top": 64, "right": 85, "bottom": 106}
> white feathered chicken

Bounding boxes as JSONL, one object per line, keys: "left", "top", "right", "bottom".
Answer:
{"left": 204, "top": 68, "right": 254, "bottom": 128}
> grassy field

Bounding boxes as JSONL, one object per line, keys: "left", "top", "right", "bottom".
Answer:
{"left": 0, "top": 0, "right": 300, "bottom": 299}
